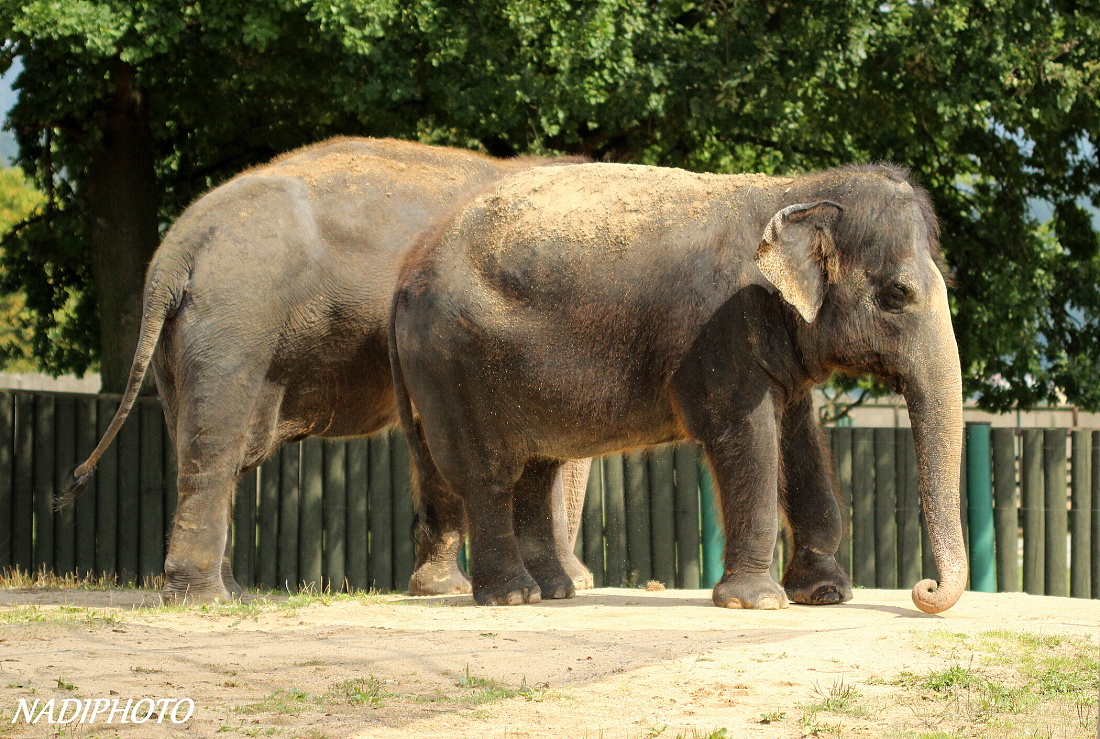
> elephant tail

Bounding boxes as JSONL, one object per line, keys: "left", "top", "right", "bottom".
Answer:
{"left": 387, "top": 286, "right": 435, "bottom": 511}
{"left": 56, "top": 260, "right": 186, "bottom": 509}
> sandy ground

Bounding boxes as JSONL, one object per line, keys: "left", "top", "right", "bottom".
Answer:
{"left": 1, "top": 587, "right": 1098, "bottom": 739}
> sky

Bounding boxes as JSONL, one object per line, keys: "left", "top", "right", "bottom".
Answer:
{"left": 1, "top": 58, "right": 21, "bottom": 165}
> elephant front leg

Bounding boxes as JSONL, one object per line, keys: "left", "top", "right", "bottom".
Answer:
{"left": 778, "top": 394, "right": 853, "bottom": 605}
{"left": 163, "top": 470, "right": 234, "bottom": 604}
{"left": 701, "top": 394, "right": 788, "bottom": 610}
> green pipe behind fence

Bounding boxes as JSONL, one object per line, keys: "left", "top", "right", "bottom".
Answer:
{"left": 698, "top": 457, "right": 725, "bottom": 588}
{"left": 965, "top": 422, "right": 996, "bottom": 592}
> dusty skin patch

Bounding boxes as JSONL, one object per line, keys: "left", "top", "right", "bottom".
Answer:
{"left": 0, "top": 588, "right": 1097, "bottom": 738}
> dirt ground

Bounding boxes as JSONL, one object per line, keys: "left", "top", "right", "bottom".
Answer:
{"left": 1, "top": 586, "right": 1098, "bottom": 739}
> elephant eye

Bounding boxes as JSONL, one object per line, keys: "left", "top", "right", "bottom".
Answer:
{"left": 878, "top": 280, "right": 913, "bottom": 313}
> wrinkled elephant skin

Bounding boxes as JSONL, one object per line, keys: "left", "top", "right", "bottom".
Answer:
{"left": 62, "top": 138, "right": 593, "bottom": 604}
{"left": 392, "top": 162, "right": 966, "bottom": 613}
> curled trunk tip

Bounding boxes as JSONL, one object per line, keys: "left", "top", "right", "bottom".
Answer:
{"left": 911, "top": 564, "right": 967, "bottom": 614}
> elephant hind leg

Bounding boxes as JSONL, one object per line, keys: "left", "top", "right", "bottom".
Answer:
{"left": 407, "top": 417, "right": 472, "bottom": 595}
{"left": 554, "top": 459, "right": 594, "bottom": 590}
{"left": 515, "top": 458, "right": 574, "bottom": 601}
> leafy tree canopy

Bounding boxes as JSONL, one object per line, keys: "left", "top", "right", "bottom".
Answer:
{"left": 0, "top": 166, "right": 43, "bottom": 371}
{"left": 1, "top": 0, "right": 1097, "bottom": 408}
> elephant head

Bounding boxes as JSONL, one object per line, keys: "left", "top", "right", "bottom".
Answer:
{"left": 755, "top": 166, "right": 967, "bottom": 614}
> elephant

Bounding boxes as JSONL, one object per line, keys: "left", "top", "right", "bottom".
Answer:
{"left": 390, "top": 161, "right": 967, "bottom": 613}
{"left": 60, "top": 137, "right": 593, "bottom": 604}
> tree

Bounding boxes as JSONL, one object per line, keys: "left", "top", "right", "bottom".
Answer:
{"left": 2, "top": 1, "right": 1098, "bottom": 408}
{"left": 0, "top": 166, "right": 43, "bottom": 371}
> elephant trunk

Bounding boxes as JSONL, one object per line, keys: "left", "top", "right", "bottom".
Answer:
{"left": 900, "top": 303, "right": 968, "bottom": 614}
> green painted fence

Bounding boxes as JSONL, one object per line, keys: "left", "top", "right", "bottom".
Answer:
{"left": 0, "top": 390, "right": 1098, "bottom": 598}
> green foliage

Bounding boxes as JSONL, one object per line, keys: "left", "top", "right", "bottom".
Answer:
{"left": 1, "top": 1, "right": 1098, "bottom": 407}
{"left": 0, "top": 167, "right": 43, "bottom": 371}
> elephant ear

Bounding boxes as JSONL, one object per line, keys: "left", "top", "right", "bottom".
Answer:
{"left": 755, "top": 201, "right": 844, "bottom": 323}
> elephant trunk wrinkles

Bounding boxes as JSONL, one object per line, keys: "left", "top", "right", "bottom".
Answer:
{"left": 901, "top": 317, "right": 968, "bottom": 614}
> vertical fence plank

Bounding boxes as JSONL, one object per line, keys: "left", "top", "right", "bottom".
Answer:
{"left": 581, "top": 459, "right": 604, "bottom": 588}
{"left": 367, "top": 433, "right": 392, "bottom": 590}
{"left": 138, "top": 401, "right": 165, "bottom": 584}
{"left": 1021, "top": 429, "right": 1044, "bottom": 595}
{"left": 11, "top": 394, "right": 33, "bottom": 572}
{"left": 32, "top": 394, "right": 55, "bottom": 573}
{"left": 623, "top": 450, "right": 651, "bottom": 586}
{"left": 873, "top": 428, "right": 897, "bottom": 589}
{"left": 0, "top": 393, "right": 13, "bottom": 571}
{"left": 323, "top": 439, "right": 347, "bottom": 591}
{"left": 830, "top": 428, "right": 853, "bottom": 577}
{"left": 851, "top": 429, "right": 875, "bottom": 588}
{"left": 648, "top": 446, "right": 676, "bottom": 587}
{"left": 234, "top": 468, "right": 258, "bottom": 589}
{"left": 1042, "top": 429, "right": 1068, "bottom": 597}
{"left": 991, "top": 428, "right": 1018, "bottom": 592}
{"left": 74, "top": 398, "right": 98, "bottom": 575}
{"left": 603, "top": 454, "right": 627, "bottom": 588}
{"left": 390, "top": 430, "right": 415, "bottom": 591}
{"left": 278, "top": 443, "right": 300, "bottom": 591}
{"left": 1091, "top": 431, "right": 1100, "bottom": 599}
{"left": 896, "top": 428, "right": 921, "bottom": 588}
{"left": 53, "top": 396, "right": 76, "bottom": 576}
{"left": 673, "top": 444, "right": 700, "bottom": 589}
{"left": 1069, "top": 430, "right": 1092, "bottom": 598}
{"left": 95, "top": 397, "right": 119, "bottom": 579}
{"left": 299, "top": 437, "right": 324, "bottom": 592}
{"left": 256, "top": 455, "right": 281, "bottom": 589}
{"left": 345, "top": 438, "right": 369, "bottom": 592}
{"left": 116, "top": 402, "right": 140, "bottom": 585}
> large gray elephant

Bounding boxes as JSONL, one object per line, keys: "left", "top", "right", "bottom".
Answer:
{"left": 391, "top": 162, "right": 967, "bottom": 613}
{"left": 61, "top": 137, "right": 593, "bottom": 604}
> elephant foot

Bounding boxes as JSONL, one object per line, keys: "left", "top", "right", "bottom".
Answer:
{"left": 163, "top": 560, "right": 232, "bottom": 605}
{"left": 221, "top": 558, "right": 244, "bottom": 600}
{"left": 526, "top": 559, "right": 576, "bottom": 600}
{"left": 408, "top": 560, "right": 473, "bottom": 596}
{"left": 782, "top": 549, "right": 853, "bottom": 606}
{"left": 559, "top": 551, "right": 594, "bottom": 590}
{"left": 473, "top": 571, "right": 542, "bottom": 606}
{"left": 712, "top": 572, "right": 789, "bottom": 610}
{"left": 162, "top": 580, "right": 232, "bottom": 606}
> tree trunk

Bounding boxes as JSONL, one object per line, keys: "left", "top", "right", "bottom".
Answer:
{"left": 85, "top": 59, "right": 160, "bottom": 394}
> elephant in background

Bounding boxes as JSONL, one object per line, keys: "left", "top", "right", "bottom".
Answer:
{"left": 391, "top": 161, "right": 967, "bottom": 613}
{"left": 61, "top": 138, "right": 593, "bottom": 603}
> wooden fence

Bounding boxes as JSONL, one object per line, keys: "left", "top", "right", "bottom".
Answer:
{"left": 0, "top": 390, "right": 1098, "bottom": 599}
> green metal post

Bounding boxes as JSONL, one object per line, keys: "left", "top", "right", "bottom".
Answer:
{"left": 698, "top": 451, "right": 725, "bottom": 588}
{"left": 965, "top": 422, "right": 995, "bottom": 592}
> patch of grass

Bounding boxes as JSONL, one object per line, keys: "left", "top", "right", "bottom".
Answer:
{"left": 887, "top": 629, "right": 1099, "bottom": 737}
{"left": 757, "top": 710, "right": 786, "bottom": 724}
{"left": 669, "top": 730, "right": 728, "bottom": 739}
{"left": 215, "top": 726, "right": 281, "bottom": 737}
{"left": 0, "top": 566, "right": 129, "bottom": 591}
{"left": 0, "top": 604, "right": 123, "bottom": 627}
{"left": 415, "top": 665, "right": 551, "bottom": 708}
{"left": 54, "top": 678, "right": 77, "bottom": 691}
{"left": 234, "top": 688, "right": 312, "bottom": 715}
{"left": 325, "top": 677, "right": 389, "bottom": 708}
{"left": 806, "top": 678, "right": 861, "bottom": 714}
{"left": 129, "top": 665, "right": 163, "bottom": 675}
{"left": 294, "top": 659, "right": 328, "bottom": 667}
